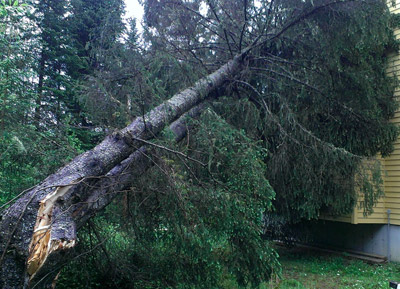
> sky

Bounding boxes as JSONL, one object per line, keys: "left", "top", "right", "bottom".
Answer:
{"left": 124, "top": 0, "right": 144, "bottom": 23}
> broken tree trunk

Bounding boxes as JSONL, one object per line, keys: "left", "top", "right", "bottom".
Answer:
{"left": 28, "top": 104, "right": 206, "bottom": 288}
{"left": 0, "top": 52, "right": 246, "bottom": 288}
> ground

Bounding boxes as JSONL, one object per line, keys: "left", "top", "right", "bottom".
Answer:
{"left": 267, "top": 246, "right": 400, "bottom": 289}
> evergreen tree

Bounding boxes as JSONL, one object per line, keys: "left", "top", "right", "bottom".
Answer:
{"left": 57, "top": 1, "right": 400, "bottom": 288}
{"left": 0, "top": 0, "right": 37, "bottom": 204}
{"left": 139, "top": 0, "right": 399, "bottom": 223}
{"left": 0, "top": 0, "right": 90, "bottom": 208}
{"left": 32, "top": 0, "right": 71, "bottom": 129}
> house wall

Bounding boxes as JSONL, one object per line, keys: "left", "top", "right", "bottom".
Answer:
{"left": 382, "top": 0, "right": 400, "bottom": 226}
{"left": 322, "top": 1, "right": 400, "bottom": 226}
{"left": 315, "top": 2, "right": 400, "bottom": 260}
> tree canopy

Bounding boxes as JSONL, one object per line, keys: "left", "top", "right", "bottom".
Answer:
{"left": 0, "top": 0, "right": 399, "bottom": 288}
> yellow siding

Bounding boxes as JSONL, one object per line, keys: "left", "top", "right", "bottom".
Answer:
{"left": 373, "top": 20, "right": 400, "bottom": 223}
{"left": 351, "top": 18, "right": 400, "bottom": 224}
{"left": 389, "top": 0, "right": 400, "bottom": 13}
{"left": 380, "top": 131, "right": 400, "bottom": 226}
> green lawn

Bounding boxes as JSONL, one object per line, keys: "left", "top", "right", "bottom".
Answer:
{"left": 269, "top": 246, "right": 400, "bottom": 289}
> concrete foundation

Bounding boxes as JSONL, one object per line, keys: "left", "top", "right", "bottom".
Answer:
{"left": 310, "top": 221, "right": 400, "bottom": 262}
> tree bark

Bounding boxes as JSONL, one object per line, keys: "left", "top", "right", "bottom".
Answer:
{"left": 29, "top": 103, "right": 206, "bottom": 288}
{"left": 0, "top": 52, "right": 245, "bottom": 288}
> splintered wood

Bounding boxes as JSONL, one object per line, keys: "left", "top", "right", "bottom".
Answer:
{"left": 27, "top": 185, "right": 74, "bottom": 278}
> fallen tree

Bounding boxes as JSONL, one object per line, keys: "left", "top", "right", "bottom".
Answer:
{"left": 0, "top": 51, "right": 245, "bottom": 288}
{"left": 1, "top": 0, "right": 399, "bottom": 288}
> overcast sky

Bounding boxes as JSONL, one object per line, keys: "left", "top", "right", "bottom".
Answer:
{"left": 124, "top": 0, "right": 144, "bottom": 22}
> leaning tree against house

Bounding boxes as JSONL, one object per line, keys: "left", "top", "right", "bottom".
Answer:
{"left": 141, "top": 0, "right": 400, "bottom": 232}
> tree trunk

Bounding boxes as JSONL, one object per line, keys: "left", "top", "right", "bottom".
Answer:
{"left": 0, "top": 53, "right": 245, "bottom": 288}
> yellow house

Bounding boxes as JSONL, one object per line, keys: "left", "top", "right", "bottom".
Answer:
{"left": 313, "top": 1, "right": 400, "bottom": 262}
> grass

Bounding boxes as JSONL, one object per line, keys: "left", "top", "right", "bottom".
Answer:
{"left": 268, "top": 246, "right": 400, "bottom": 289}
